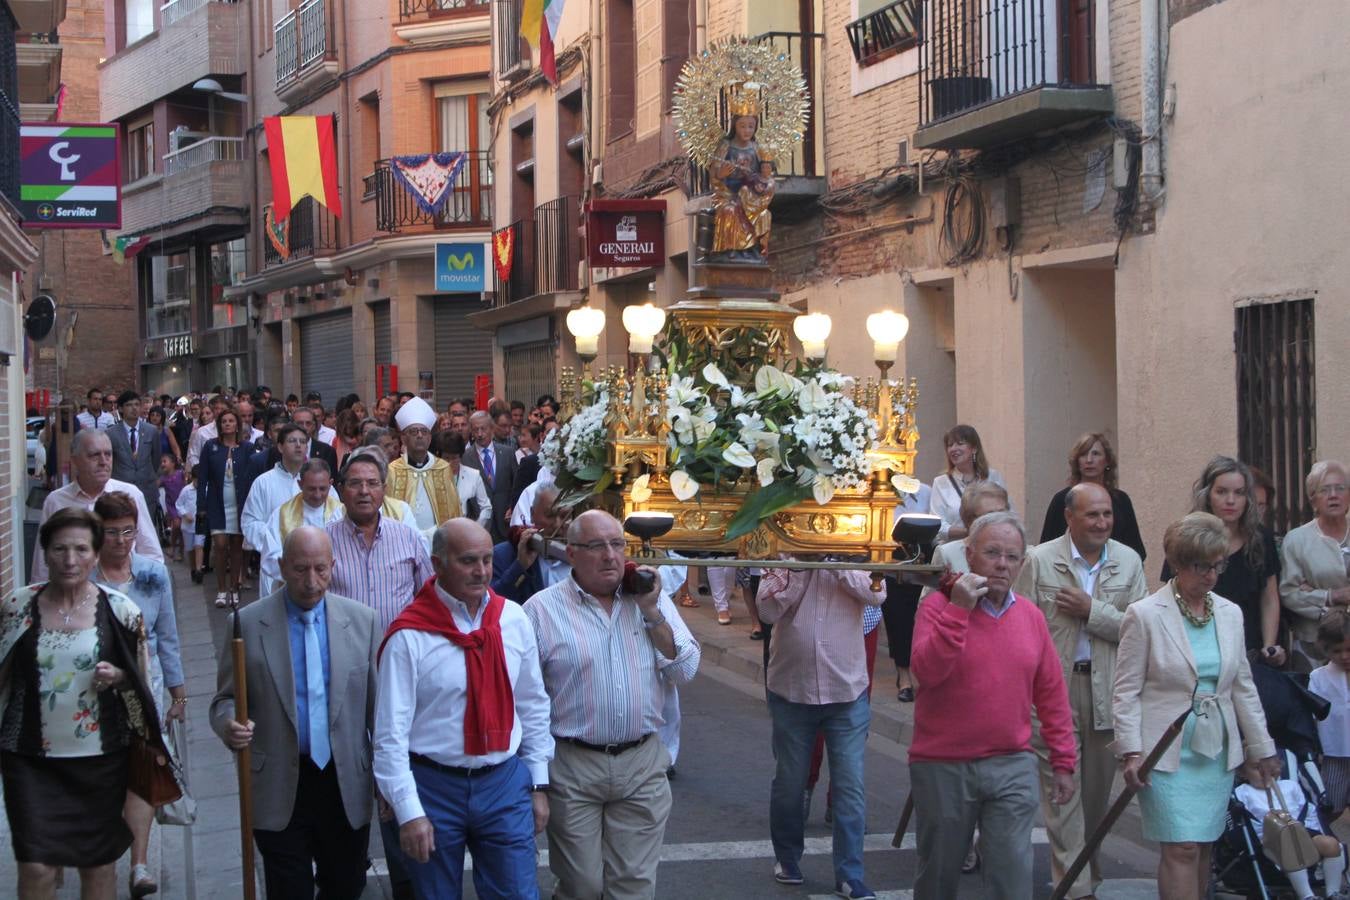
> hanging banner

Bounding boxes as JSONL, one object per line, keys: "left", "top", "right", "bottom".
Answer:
{"left": 492, "top": 226, "right": 515, "bottom": 282}
{"left": 19, "top": 123, "right": 122, "bottom": 229}
{"left": 436, "top": 242, "right": 487, "bottom": 292}
{"left": 390, "top": 152, "right": 468, "bottom": 217}
{"left": 586, "top": 199, "right": 665, "bottom": 268}
{"left": 264, "top": 205, "right": 290, "bottom": 260}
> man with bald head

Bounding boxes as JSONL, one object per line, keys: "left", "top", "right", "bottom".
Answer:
{"left": 525, "top": 509, "right": 700, "bottom": 898}
{"left": 1015, "top": 482, "right": 1147, "bottom": 900}
{"left": 33, "top": 428, "right": 162, "bottom": 580}
{"left": 375, "top": 519, "right": 553, "bottom": 898}
{"left": 210, "top": 526, "right": 381, "bottom": 899}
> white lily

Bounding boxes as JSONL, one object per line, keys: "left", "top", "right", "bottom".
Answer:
{"left": 691, "top": 416, "right": 716, "bottom": 443}
{"left": 756, "top": 458, "right": 777, "bottom": 487}
{"left": 666, "top": 374, "right": 701, "bottom": 407}
{"left": 702, "top": 363, "right": 731, "bottom": 389}
{"left": 741, "top": 429, "right": 780, "bottom": 452}
{"left": 728, "top": 385, "right": 748, "bottom": 408}
{"left": 630, "top": 473, "right": 652, "bottom": 503}
{"left": 812, "top": 474, "right": 836, "bottom": 505}
{"left": 722, "top": 442, "right": 756, "bottom": 468}
{"left": 670, "top": 470, "right": 700, "bottom": 501}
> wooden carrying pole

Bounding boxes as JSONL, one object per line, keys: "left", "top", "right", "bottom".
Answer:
{"left": 890, "top": 794, "right": 915, "bottom": 848}
{"left": 232, "top": 609, "right": 257, "bottom": 900}
{"left": 1049, "top": 706, "right": 1193, "bottom": 900}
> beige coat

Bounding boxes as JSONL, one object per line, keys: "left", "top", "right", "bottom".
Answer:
{"left": 210, "top": 590, "right": 380, "bottom": 831}
{"left": 1279, "top": 519, "right": 1350, "bottom": 643}
{"left": 1111, "top": 586, "right": 1274, "bottom": 773}
{"left": 1015, "top": 535, "right": 1147, "bottom": 731}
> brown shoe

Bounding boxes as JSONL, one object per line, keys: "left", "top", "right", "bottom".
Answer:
{"left": 676, "top": 587, "right": 699, "bottom": 608}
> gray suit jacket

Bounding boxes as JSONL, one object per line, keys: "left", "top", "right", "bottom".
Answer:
{"left": 210, "top": 589, "right": 380, "bottom": 831}
{"left": 462, "top": 441, "right": 518, "bottom": 541}
{"left": 108, "top": 419, "right": 161, "bottom": 510}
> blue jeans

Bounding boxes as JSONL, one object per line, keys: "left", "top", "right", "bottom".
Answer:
{"left": 389, "top": 755, "right": 539, "bottom": 900}
{"left": 768, "top": 690, "right": 870, "bottom": 884}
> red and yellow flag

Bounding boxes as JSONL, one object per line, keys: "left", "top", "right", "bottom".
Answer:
{"left": 263, "top": 115, "right": 342, "bottom": 220}
{"left": 520, "top": 0, "right": 566, "bottom": 84}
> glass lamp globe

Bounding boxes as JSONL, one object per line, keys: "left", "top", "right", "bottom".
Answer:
{"left": 792, "top": 312, "right": 832, "bottom": 360}
{"left": 866, "top": 310, "right": 910, "bottom": 364}
{"left": 566, "top": 306, "right": 606, "bottom": 357}
{"left": 622, "top": 303, "right": 667, "bottom": 354}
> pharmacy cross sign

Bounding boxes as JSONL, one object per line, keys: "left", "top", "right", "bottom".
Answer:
{"left": 19, "top": 123, "right": 123, "bottom": 229}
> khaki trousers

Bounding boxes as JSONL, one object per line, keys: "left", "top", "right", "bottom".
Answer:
{"left": 1034, "top": 669, "right": 1117, "bottom": 900}
{"left": 546, "top": 735, "right": 672, "bottom": 900}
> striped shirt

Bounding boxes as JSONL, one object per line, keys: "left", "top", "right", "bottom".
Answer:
{"left": 524, "top": 576, "right": 700, "bottom": 744}
{"left": 326, "top": 514, "right": 434, "bottom": 632}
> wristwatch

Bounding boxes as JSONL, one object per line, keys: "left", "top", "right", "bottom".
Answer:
{"left": 530, "top": 784, "right": 551, "bottom": 794}
{"left": 642, "top": 611, "right": 667, "bottom": 630}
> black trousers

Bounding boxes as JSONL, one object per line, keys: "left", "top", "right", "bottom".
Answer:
{"left": 253, "top": 758, "right": 370, "bottom": 900}
{"left": 880, "top": 577, "right": 922, "bottom": 668}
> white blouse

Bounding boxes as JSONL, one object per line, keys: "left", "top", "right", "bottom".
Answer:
{"left": 929, "top": 468, "right": 1008, "bottom": 543}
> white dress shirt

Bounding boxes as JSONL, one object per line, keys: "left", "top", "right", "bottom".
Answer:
{"left": 186, "top": 421, "right": 217, "bottom": 469}
{"left": 1069, "top": 538, "right": 1108, "bottom": 663}
{"left": 240, "top": 464, "right": 304, "bottom": 551}
{"left": 455, "top": 465, "right": 493, "bottom": 529}
{"left": 374, "top": 583, "right": 554, "bottom": 825}
{"left": 929, "top": 468, "right": 1009, "bottom": 543}
{"left": 32, "top": 478, "right": 163, "bottom": 580}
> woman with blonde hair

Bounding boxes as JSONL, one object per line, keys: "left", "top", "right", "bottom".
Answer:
{"left": 1281, "top": 459, "right": 1350, "bottom": 670}
{"left": 1038, "top": 432, "right": 1146, "bottom": 560}
{"left": 929, "top": 424, "right": 1007, "bottom": 544}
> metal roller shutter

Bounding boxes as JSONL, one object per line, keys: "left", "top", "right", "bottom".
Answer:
{"left": 299, "top": 310, "right": 354, "bottom": 406}
{"left": 433, "top": 297, "right": 493, "bottom": 408}
{"left": 503, "top": 342, "right": 555, "bottom": 409}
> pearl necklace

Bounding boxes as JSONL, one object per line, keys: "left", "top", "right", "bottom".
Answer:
{"left": 1171, "top": 580, "right": 1214, "bottom": 627}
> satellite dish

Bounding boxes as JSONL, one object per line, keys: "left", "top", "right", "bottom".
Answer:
{"left": 24, "top": 294, "right": 56, "bottom": 342}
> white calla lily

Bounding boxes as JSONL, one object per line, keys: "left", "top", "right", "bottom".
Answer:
{"left": 812, "top": 474, "right": 836, "bottom": 505}
{"left": 756, "top": 458, "right": 777, "bottom": 487}
{"left": 798, "top": 379, "right": 829, "bottom": 413}
{"left": 754, "top": 364, "right": 795, "bottom": 396}
{"left": 891, "top": 474, "right": 922, "bottom": 495}
{"left": 702, "top": 363, "right": 731, "bottom": 389}
{"left": 630, "top": 474, "right": 652, "bottom": 503}
{"left": 722, "top": 442, "right": 756, "bottom": 468}
{"left": 670, "top": 470, "right": 700, "bottom": 501}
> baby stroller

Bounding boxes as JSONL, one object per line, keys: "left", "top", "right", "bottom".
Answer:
{"left": 1211, "top": 667, "right": 1337, "bottom": 899}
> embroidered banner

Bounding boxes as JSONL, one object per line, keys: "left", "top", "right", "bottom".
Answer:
{"left": 264, "top": 204, "right": 290, "bottom": 260}
{"left": 390, "top": 152, "right": 469, "bottom": 217}
{"left": 493, "top": 226, "right": 515, "bottom": 282}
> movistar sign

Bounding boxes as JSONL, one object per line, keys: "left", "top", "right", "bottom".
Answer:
{"left": 435, "top": 242, "right": 486, "bottom": 292}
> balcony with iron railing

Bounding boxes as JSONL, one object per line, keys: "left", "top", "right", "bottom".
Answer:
{"left": 686, "top": 30, "right": 825, "bottom": 215}
{"left": 119, "top": 135, "right": 247, "bottom": 236}
{"left": 399, "top": 0, "right": 488, "bottom": 22}
{"left": 275, "top": 0, "right": 338, "bottom": 101}
{"left": 914, "top": 0, "right": 1113, "bottom": 149}
{"left": 493, "top": 196, "right": 580, "bottom": 306}
{"left": 395, "top": 0, "right": 489, "bottom": 44}
{"left": 363, "top": 151, "right": 493, "bottom": 232}
{"left": 263, "top": 196, "right": 338, "bottom": 268}
{"left": 493, "top": 0, "right": 527, "bottom": 79}
{"left": 846, "top": 0, "right": 920, "bottom": 67}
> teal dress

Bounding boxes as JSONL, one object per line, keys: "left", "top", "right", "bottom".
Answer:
{"left": 1139, "top": 617, "right": 1233, "bottom": 842}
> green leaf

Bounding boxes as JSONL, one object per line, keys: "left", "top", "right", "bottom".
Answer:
{"left": 575, "top": 463, "right": 606, "bottom": 482}
{"left": 723, "top": 480, "right": 811, "bottom": 541}
{"left": 590, "top": 471, "right": 615, "bottom": 495}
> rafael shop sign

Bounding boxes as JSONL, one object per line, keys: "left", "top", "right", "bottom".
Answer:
{"left": 586, "top": 199, "right": 665, "bottom": 269}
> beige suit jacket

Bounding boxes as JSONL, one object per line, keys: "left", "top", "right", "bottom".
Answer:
{"left": 210, "top": 589, "right": 380, "bottom": 831}
{"left": 1111, "top": 586, "right": 1274, "bottom": 773}
{"left": 1015, "top": 535, "right": 1147, "bottom": 731}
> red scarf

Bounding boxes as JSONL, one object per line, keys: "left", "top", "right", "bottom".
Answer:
{"left": 380, "top": 578, "right": 515, "bottom": 755}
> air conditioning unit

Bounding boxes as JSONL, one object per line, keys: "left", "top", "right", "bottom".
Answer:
{"left": 169, "top": 127, "right": 209, "bottom": 153}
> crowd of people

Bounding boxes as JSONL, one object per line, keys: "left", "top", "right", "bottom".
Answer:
{"left": 11, "top": 386, "right": 1350, "bottom": 900}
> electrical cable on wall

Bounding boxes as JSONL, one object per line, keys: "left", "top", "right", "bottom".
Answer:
{"left": 940, "top": 173, "right": 985, "bottom": 267}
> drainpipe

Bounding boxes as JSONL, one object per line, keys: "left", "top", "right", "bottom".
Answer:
{"left": 1139, "top": 0, "right": 1163, "bottom": 198}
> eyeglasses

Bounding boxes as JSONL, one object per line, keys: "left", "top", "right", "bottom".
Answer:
{"left": 978, "top": 548, "right": 1023, "bottom": 565}
{"left": 568, "top": 539, "right": 628, "bottom": 553}
{"left": 1316, "top": 484, "right": 1349, "bottom": 496}
{"left": 102, "top": 527, "right": 136, "bottom": 540}
{"left": 1189, "top": 560, "right": 1229, "bottom": 576}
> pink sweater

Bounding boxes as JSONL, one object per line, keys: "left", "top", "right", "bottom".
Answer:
{"left": 910, "top": 591, "right": 1078, "bottom": 773}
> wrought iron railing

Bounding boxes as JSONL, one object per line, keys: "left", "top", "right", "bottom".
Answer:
{"left": 163, "top": 136, "right": 244, "bottom": 176}
{"left": 399, "top": 0, "right": 488, "bottom": 22}
{"left": 919, "top": 0, "right": 1099, "bottom": 126}
{"left": 160, "top": 0, "right": 238, "bottom": 28}
{"left": 494, "top": 0, "right": 525, "bottom": 75}
{"left": 493, "top": 197, "right": 579, "bottom": 304}
{"left": 263, "top": 197, "right": 338, "bottom": 267}
{"left": 275, "top": 0, "right": 334, "bottom": 90}
{"left": 688, "top": 31, "right": 823, "bottom": 196}
{"left": 0, "top": 18, "right": 18, "bottom": 210}
{"left": 846, "top": 0, "right": 920, "bottom": 66}
{"left": 366, "top": 151, "right": 492, "bottom": 232}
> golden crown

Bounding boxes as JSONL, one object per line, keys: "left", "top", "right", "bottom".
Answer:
{"left": 727, "top": 90, "right": 760, "bottom": 118}
{"left": 757, "top": 148, "right": 777, "bottom": 162}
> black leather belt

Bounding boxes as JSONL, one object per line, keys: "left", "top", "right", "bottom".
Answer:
{"left": 555, "top": 733, "right": 652, "bottom": 756}
{"left": 410, "top": 752, "right": 506, "bottom": 778}
{"left": 1072, "top": 660, "right": 1092, "bottom": 673}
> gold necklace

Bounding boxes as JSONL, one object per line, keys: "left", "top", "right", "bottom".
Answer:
{"left": 1171, "top": 580, "right": 1214, "bottom": 627}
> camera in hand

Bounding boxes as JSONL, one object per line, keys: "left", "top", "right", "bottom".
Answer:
{"left": 622, "top": 562, "right": 657, "bottom": 595}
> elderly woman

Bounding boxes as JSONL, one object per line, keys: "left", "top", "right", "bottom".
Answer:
{"left": 1162, "top": 457, "right": 1284, "bottom": 667}
{"left": 1038, "top": 432, "right": 1147, "bottom": 561}
{"left": 1280, "top": 460, "right": 1350, "bottom": 671}
{"left": 1114, "top": 512, "right": 1279, "bottom": 900}
{"left": 1, "top": 508, "right": 167, "bottom": 900}
{"left": 929, "top": 425, "right": 1008, "bottom": 544}
{"left": 92, "top": 492, "right": 185, "bottom": 898}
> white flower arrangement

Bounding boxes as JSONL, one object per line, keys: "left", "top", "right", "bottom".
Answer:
{"left": 540, "top": 391, "right": 610, "bottom": 485}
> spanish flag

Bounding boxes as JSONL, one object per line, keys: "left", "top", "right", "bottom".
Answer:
{"left": 520, "top": 0, "right": 565, "bottom": 84}
{"left": 263, "top": 115, "right": 342, "bottom": 221}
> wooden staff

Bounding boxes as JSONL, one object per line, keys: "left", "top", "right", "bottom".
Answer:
{"left": 232, "top": 605, "right": 257, "bottom": 900}
{"left": 890, "top": 793, "right": 915, "bottom": 848}
{"left": 1049, "top": 706, "right": 1192, "bottom": 900}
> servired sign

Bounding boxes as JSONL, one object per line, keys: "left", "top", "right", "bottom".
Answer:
{"left": 586, "top": 199, "right": 665, "bottom": 269}
{"left": 19, "top": 123, "right": 122, "bottom": 229}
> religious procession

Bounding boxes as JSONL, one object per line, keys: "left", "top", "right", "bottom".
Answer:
{"left": 4, "top": 0, "right": 1346, "bottom": 898}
